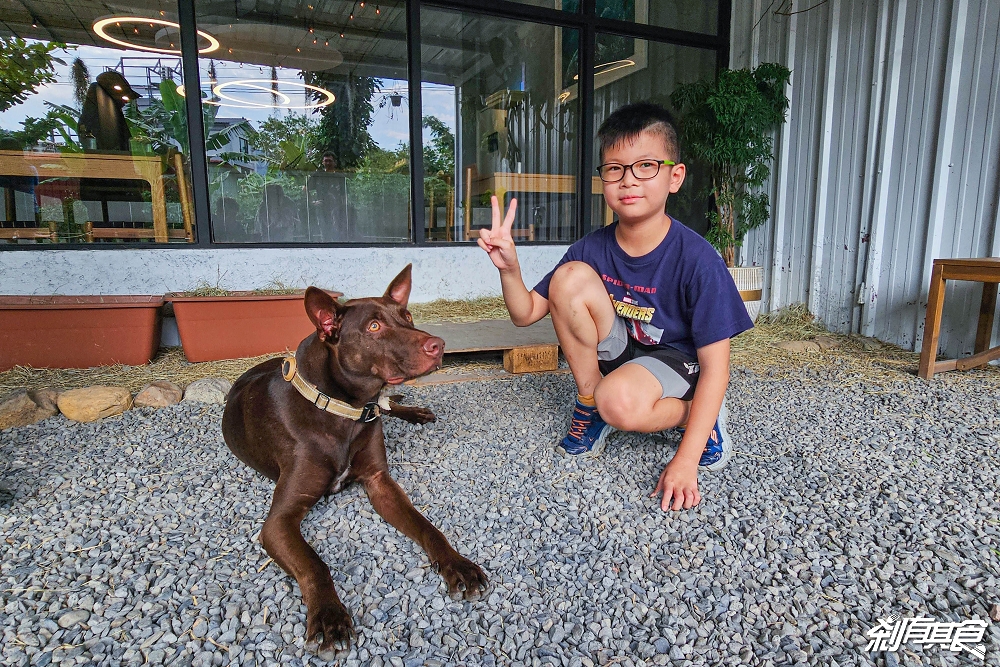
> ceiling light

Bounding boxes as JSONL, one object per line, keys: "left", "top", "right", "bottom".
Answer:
{"left": 93, "top": 17, "right": 220, "bottom": 55}
{"left": 179, "top": 80, "right": 335, "bottom": 110}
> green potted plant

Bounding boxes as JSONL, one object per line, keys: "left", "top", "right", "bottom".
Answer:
{"left": 166, "top": 283, "right": 342, "bottom": 362}
{"left": 671, "top": 62, "right": 791, "bottom": 321}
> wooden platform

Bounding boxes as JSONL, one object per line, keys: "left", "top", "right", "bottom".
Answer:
{"left": 421, "top": 318, "right": 558, "bottom": 353}
{"left": 420, "top": 318, "right": 560, "bottom": 374}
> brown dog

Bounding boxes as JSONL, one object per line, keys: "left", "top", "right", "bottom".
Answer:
{"left": 221, "top": 265, "right": 487, "bottom": 654}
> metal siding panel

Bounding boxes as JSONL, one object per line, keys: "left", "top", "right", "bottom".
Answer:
{"left": 732, "top": 0, "right": 999, "bottom": 356}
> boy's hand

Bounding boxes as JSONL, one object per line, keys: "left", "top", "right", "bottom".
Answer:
{"left": 650, "top": 459, "right": 701, "bottom": 511}
{"left": 477, "top": 195, "right": 519, "bottom": 271}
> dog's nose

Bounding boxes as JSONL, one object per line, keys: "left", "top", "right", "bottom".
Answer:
{"left": 423, "top": 336, "right": 444, "bottom": 357}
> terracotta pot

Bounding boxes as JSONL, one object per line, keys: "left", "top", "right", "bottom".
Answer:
{"left": 167, "top": 292, "right": 339, "bottom": 362}
{"left": 0, "top": 295, "right": 164, "bottom": 371}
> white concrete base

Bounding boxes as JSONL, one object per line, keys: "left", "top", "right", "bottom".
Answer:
{"left": 0, "top": 245, "right": 570, "bottom": 302}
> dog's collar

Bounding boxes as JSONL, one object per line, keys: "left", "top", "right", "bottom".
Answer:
{"left": 281, "top": 355, "right": 390, "bottom": 423}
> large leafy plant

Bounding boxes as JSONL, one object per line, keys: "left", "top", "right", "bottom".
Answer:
{"left": 0, "top": 37, "right": 65, "bottom": 113}
{"left": 671, "top": 63, "right": 791, "bottom": 267}
{"left": 125, "top": 79, "right": 253, "bottom": 157}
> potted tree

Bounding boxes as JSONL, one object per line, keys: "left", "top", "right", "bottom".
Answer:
{"left": 671, "top": 63, "right": 791, "bottom": 321}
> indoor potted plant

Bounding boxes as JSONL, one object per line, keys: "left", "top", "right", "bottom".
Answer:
{"left": 0, "top": 295, "right": 164, "bottom": 370}
{"left": 671, "top": 62, "right": 791, "bottom": 321}
{"left": 166, "top": 284, "right": 342, "bottom": 362}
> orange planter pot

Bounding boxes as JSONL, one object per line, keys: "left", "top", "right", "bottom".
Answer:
{"left": 0, "top": 296, "right": 164, "bottom": 371}
{"left": 167, "top": 292, "right": 332, "bottom": 362}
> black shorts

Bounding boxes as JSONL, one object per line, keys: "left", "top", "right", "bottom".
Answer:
{"left": 596, "top": 316, "right": 701, "bottom": 400}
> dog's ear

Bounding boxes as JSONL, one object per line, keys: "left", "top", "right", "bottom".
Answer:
{"left": 384, "top": 264, "right": 412, "bottom": 307}
{"left": 304, "top": 287, "right": 343, "bottom": 342}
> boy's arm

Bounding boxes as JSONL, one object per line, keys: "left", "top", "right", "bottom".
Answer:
{"left": 652, "top": 337, "right": 730, "bottom": 511}
{"left": 478, "top": 195, "right": 550, "bottom": 326}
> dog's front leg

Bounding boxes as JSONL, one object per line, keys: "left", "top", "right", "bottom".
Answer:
{"left": 262, "top": 467, "right": 354, "bottom": 654}
{"left": 362, "top": 469, "right": 488, "bottom": 599}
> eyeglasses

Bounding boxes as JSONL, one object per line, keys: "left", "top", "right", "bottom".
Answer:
{"left": 597, "top": 159, "right": 676, "bottom": 183}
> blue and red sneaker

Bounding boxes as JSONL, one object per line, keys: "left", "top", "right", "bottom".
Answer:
{"left": 698, "top": 399, "right": 732, "bottom": 471}
{"left": 556, "top": 399, "right": 616, "bottom": 458}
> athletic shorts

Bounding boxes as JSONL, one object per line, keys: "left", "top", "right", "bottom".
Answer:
{"left": 597, "top": 316, "right": 701, "bottom": 401}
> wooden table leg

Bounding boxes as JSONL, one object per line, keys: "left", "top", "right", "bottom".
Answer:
{"left": 136, "top": 160, "right": 168, "bottom": 242}
{"left": 972, "top": 281, "right": 998, "bottom": 365}
{"left": 918, "top": 262, "right": 947, "bottom": 380}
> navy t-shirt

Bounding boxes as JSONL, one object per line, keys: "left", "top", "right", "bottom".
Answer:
{"left": 533, "top": 219, "right": 753, "bottom": 359}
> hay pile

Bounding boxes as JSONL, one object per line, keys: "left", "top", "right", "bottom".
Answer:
{"left": 2, "top": 301, "right": 997, "bottom": 395}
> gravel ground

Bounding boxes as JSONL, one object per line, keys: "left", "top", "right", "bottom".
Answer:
{"left": 2, "top": 366, "right": 1000, "bottom": 667}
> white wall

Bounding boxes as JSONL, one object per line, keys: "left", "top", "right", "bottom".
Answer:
{"left": 0, "top": 245, "right": 569, "bottom": 302}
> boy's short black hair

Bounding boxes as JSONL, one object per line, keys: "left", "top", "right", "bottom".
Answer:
{"left": 597, "top": 102, "right": 680, "bottom": 163}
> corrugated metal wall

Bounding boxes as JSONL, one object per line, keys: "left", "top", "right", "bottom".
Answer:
{"left": 731, "top": 0, "right": 1000, "bottom": 358}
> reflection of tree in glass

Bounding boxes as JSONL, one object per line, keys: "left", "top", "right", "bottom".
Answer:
{"left": 249, "top": 113, "right": 322, "bottom": 169}
{"left": 125, "top": 79, "right": 251, "bottom": 157}
{"left": 303, "top": 73, "right": 379, "bottom": 170}
{"left": 0, "top": 37, "right": 65, "bottom": 113}
{"left": 422, "top": 115, "right": 454, "bottom": 204}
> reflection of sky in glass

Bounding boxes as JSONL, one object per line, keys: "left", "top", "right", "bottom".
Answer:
{"left": 3, "top": 43, "right": 458, "bottom": 152}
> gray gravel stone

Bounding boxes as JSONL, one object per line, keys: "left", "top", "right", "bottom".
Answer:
{"left": 1, "top": 367, "right": 999, "bottom": 666}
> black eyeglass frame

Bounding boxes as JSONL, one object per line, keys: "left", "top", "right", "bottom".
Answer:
{"left": 596, "top": 159, "right": 677, "bottom": 183}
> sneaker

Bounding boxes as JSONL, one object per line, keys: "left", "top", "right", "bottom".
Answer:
{"left": 556, "top": 400, "right": 615, "bottom": 458}
{"left": 698, "top": 399, "right": 732, "bottom": 471}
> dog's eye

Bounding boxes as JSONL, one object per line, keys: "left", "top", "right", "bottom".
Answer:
{"left": 368, "top": 321, "right": 381, "bottom": 332}
{"left": 405, "top": 311, "right": 413, "bottom": 323}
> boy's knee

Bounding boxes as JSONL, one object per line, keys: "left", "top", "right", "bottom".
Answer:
{"left": 549, "top": 261, "right": 600, "bottom": 299}
{"left": 594, "top": 386, "right": 632, "bottom": 430}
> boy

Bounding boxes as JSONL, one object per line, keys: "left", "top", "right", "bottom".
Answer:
{"left": 477, "top": 102, "right": 753, "bottom": 512}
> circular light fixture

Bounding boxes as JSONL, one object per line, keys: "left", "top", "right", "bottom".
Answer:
{"left": 93, "top": 17, "right": 220, "bottom": 54}
{"left": 179, "top": 79, "right": 335, "bottom": 110}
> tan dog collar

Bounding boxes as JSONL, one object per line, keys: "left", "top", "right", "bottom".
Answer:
{"left": 281, "top": 355, "right": 390, "bottom": 423}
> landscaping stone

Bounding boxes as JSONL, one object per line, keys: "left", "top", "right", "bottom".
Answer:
{"left": 56, "top": 386, "right": 131, "bottom": 422}
{"left": 135, "top": 381, "right": 184, "bottom": 408}
{"left": 182, "top": 378, "right": 232, "bottom": 404}
{"left": 0, "top": 388, "right": 60, "bottom": 430}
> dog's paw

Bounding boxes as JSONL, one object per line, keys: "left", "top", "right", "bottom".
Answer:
{"left": 305, "top": 602, "right": 355, "bottom": 657}
{"left": 437, "top": 556, "right": 489, "bottom": 600}
{"left": 389, "top": 403, "right": 437, "bottom": 425}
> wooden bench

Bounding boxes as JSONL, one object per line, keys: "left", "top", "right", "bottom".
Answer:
{"left": 918, "top": 257, "right": 1000, "bottom": 379}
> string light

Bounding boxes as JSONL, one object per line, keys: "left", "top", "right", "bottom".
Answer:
{"left": 324, "top": 39, "right": 329, "bottom": 46}
{"left": 376, "top": 5, "right": 380, "bottom": 14}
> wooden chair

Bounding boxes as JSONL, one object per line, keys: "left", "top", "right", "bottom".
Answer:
{"left": 83, "top": 221, "right": 191, "bottom": 242}
{"left": 0, "top": 221, "right": 57, "bottom": 243}
{"left": 82, "top": 153, "right": 194, "bottom": 243}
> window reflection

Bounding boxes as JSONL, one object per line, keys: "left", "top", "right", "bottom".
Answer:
{"left": 591, "top": 36, "right": 717, "bottom": 234}
{"left": 194, "top": 1, "right": 410, "bottom": 243}
{"left": 420, "top": 8, "right": 581, "bottom": 242}
{"left": 0, "top": 1, "right": 196, "bottom": 244}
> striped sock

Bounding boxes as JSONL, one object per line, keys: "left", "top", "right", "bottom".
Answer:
{"left": 577, "top": 393, "right": 595, "bottom": 407}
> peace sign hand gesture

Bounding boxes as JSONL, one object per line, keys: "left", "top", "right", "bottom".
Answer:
{"left": 477, "top": 195, "right": 519, "bottom": 272}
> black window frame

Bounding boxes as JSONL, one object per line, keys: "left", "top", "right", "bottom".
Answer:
{"left": 0, "top": 0, "right": 729, "bottom": 251}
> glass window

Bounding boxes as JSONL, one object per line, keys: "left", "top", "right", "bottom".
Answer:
{"left": 0, "top": 1, "right": 196, "bottom": 244}
{"left": 502, "top": 0, "right": 579, "bottom": 10}
{"left": 591, "top": 35, "right": 717, "bottom": 235}
{"left": 420, "top": 8, "right": 581, "bottom": 243}
{"left": 597, "top": 0, "right": 719, "bottom": 36}
{"left": 194, "top": 1, "right": 409, "bottom": 243}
